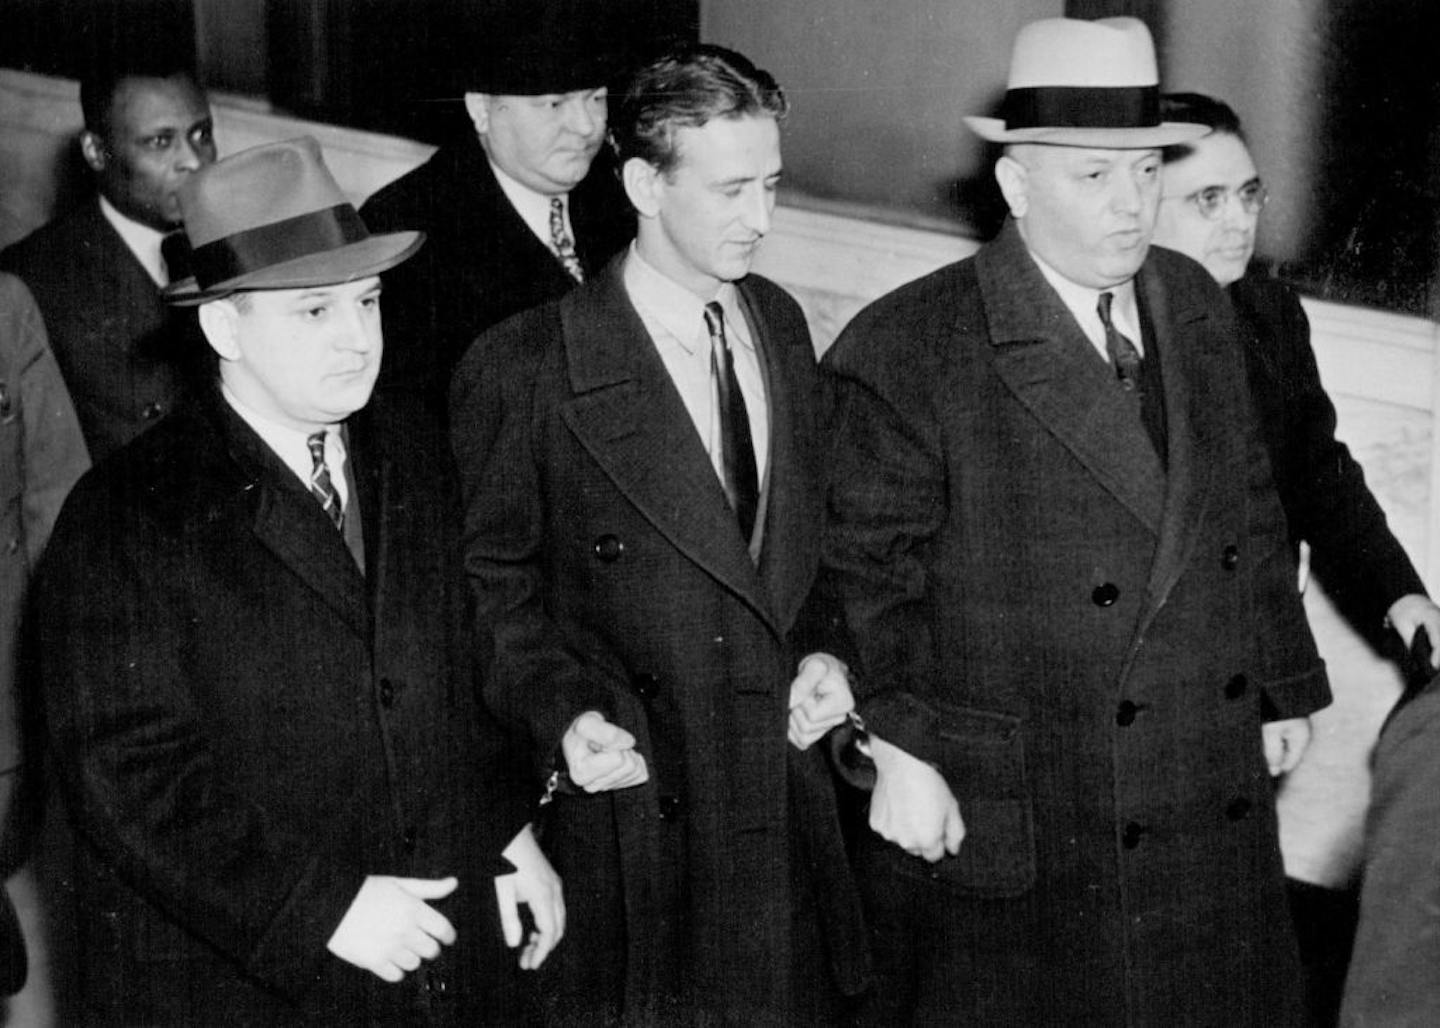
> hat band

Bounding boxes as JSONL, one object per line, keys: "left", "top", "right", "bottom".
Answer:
{"left": 1001, "top": 85, "right": 1160, "bottom": 130}
{"left": 191, "top": 204, "right": 370, "bottom": 289}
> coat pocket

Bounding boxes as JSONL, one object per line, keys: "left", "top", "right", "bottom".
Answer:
{"left": 893, "top": 702, "right": 1036, "bottom": 898}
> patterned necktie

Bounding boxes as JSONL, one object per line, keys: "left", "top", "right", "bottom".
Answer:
{"left": 1097, "top": 291, "right": 1142, "bottom": 391}
{"left": 306, "top": 430, "right": 344, "bottom": 530}
{"left": 704, "top": 302, "right": 759, "bottom": 541}
{"left": 549, "top": 197, "right": 584, "bottom": 283}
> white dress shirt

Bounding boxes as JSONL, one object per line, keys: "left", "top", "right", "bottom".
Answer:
{"left": 622, "top": 245, "right": 770, "bottom": 489}
{"left": 99, "top": 195, "right": 169, "bottom": 287}
{"left": 1028, "top": 250, "right": 1145, "bottom": 361}
{"left": 489, "top": 159, "right": 576, "bottom": 256}
{"left": 222, "top": 384, "right": 350, "bottom": 510}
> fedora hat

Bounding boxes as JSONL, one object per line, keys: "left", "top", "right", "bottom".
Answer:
{"left": 163, "top": 137, "right": 422, "bottom": 305}
{"left": 965, "top": 17, "right": 1206, "bottom": 149}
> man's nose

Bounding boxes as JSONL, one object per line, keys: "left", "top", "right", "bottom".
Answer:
{"left": 1110, "top": 173, "right": 1143, "bottom": 213}
{"left": 563, "top": 97, "right": 601, "bottom": 136}
{"left": 174, "top": 137, "right": 206, "bottom": 173}
{"left": 741, "top": 187, "right": 774, "bottom": 236}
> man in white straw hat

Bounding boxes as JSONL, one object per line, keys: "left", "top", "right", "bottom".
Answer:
{"left": 33, "top": 137, "right": 562, "bottom": 1024}
{"left": 821, "top": 17, "right": 1329, "bottom": 1024}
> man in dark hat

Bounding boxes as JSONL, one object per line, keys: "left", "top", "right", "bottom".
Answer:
{"left": 361, "top": 0, "right": 638, "bottom": 414}
{"left": 820, "top": 17, "right": 1330, "bottom": 1025}
{"left": 0, "top": 55, "right": 215, "bottom": 463}
{"left": 33, "top": 137, "right": 561, "bottom": 1024}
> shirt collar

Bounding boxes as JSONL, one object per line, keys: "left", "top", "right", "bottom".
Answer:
{"left": 488, "top": 157, "right": 568, "bottom": 245}
{"left": 221, "top": 382, "right": 347, "bottom": 497}
{"left": 98, "top": 195, "right": 169, "bottom": 287}
{"left": 1026, "top": 248, "right": 1143, "bottom": 353}
{"left": 622, "top": 244, "right": 743, "bottom": 356}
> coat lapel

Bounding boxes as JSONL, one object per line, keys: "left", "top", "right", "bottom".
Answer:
{"left": 1133, "top": 260, "right": 1216, "bottom": 622}
{"left": 210, "top": 396, "right": 371, "bottom": 638}
{"left": 557, "top": 262, "right": 779, "bottom": 634}
{"left": 978, "top": 222, "right": 1167, "bottom": 533}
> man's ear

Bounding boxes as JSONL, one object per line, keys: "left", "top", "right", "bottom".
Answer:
{"left": 994, "top": 154, "right": 1029, "bottom": 219}
{"left": 622, "top": 157, "right": 662, "bottom": 219}
{"left": 463, "top": 92, "right": 492, "bottom": 135}
{"left": 197, "top": 298, "right": 242, "bottom": 363}
{"left": 79, "top": 131, "right": 108, "bottom": 174}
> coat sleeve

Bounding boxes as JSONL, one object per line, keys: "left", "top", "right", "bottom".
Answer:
{"left": 1239, "top": 280, "right": 1426, "bottom": 633}
{"left": 449, "top": 309, "right": 631, "bottom": 769}
{"left": 34, "top": 481, "right": 363, "bottom": 999}
{"left": 817, "top": 312, "right": 951, "bottom": 766}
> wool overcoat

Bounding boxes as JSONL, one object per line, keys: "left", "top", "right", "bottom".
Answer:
{"left": 34, "top": 387, "right": 531, "bottom": 1024}
{"left": 0, "top": 200, "right": 202, "bottom": 462}
{"left": 450, "top": 260, "right": 869, "bottom": 1025}
{"left": 361, "top": 133, "right": 634, "bottom": 409}
{"left": 821, "top": 222, "right": 1331, "bottom": 1026}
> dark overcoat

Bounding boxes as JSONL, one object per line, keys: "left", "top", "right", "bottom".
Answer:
{"left": 821, "top": 222, "right": 1331, "bottom": 1026}
{"left": 0, "top": 200, "right": 201, "bottom": 462}
{"left": 450, "top": 261, "right": 869, "bottom": 1025}
{"left": 1230, "top": 274, "right": 1426, "bottom": 632}
{"left": 34, "top": 387, "right": 531, "bottom": 1024}
{"left": 361, "top": 133, "right": 634, "bottom": 409}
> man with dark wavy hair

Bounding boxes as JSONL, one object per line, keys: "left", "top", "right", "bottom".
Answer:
{"left": 451, "top": 43, "right": 869, "bottom": 1025}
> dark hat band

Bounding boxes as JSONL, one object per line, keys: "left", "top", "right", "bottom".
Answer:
{"left": 1000, "top": 85, "right": 1160, "bottom": 130}
{"left": 191, "top": 204, "right": 370, "bottom": 289}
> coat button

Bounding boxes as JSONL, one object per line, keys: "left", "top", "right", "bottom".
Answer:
{"left": 141, "top": 401, "right": 164, "bottom": 421}
{"left": 379, "top": 678, "right": 396, "bottom": 708}
{"left": 1092, "top": 583, "right": 1120, "bottom": 607}
{"left": 1221, "top": 544, "right": 1240, "bottom": 570}
{"left": 1225, "top": 674, "right": 1248, "bottom": 700}
{"left": 3, "top": 538, "right": 18, "bottom": 556}
{"left": 1121, "top": 822, "right": 1146, "bottom": 849}
{"left": 632, "top": 672, "right": 659, "bottom": 700}
{"left": 593, "top": 535, "right": 624, "bottom": 562}
{"left": 402, "top": 825, "right": 418, "bottom": 853}
{"left": 1226, "top": 797, "right": 1252, "bottom": 821}
{"left": 658, "top": 795, "right": 682, "bottom": 821}
{"left": 1115, "top": 700, "right": 1139, "bottom": 727}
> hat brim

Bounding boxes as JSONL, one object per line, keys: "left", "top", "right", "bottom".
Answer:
{"left": 965, "top": 116, "right": 1209, "bottom": 149}
{"left": 163, "top": 230, "right": 424, "bottom": 306}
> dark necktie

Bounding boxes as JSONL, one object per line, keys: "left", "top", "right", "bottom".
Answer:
{"left": 1097, "top": 291, "right": 1142, "bottom": 390}
{"left": 160, "top": 230, "right": 193, "bottom": 286}
{"left": 306, "top": 430, "right": 345, "bottom": 530}
{"left": 704, "top": 302, "right": 758, "bottom": 541}
{"left": 549, "top": 197, "right": 584, "bottom": 283}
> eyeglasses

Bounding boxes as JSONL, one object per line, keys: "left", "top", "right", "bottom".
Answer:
{"left": 1163, "top": 181, "right": 1268, "bottom": 220}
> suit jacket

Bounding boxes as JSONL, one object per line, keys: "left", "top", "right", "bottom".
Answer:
{"left": 0, "top": 273, "right": 89, "bottom": 996}
{"left": 361, "top": 132, "right": 634, "bottom": 412}
{"left": 1340, "top": 671, "right": 1440, "bottom": 1026}
{"left": 450, "top": 259, "right": 868, "bottom": 1024}
{"left": 34, "top": 386, "right": 531, "bottom": 1024}
{"left": 1231, "top": 274, "right": 1426, "bottom": 635}
{"left": 821, "top": 221, "right": 1330, "bottom": 1026}
{"left": 0, "top": 199, "right": 202, "bottom": 463}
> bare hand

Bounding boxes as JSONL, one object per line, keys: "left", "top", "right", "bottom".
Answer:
{"left": 1387, "top": 593, "right": 1440, "bottom": 668}
{"left": 327, "top": 875, "right": 458, "bottom": 982}
{"left": 787, "top": 653, "right": 855, "bottom": 750}
{"left": 494, "top": 823, "right": 565, "bottom": 970}
{"left": 868, "top": 735, "right": 964, "bottom": 862}
{"left": 562, "top": 711, "right": 649, "bottom": 792}
{"left": 1262, "top": 716, "right": 1312, "bottom": 776}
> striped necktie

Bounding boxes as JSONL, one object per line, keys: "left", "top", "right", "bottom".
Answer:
{"left": 549, "top": 197, "right": 584, "bottom": 283}
{"left": 306, "top": 430, "right": 344, "bottom": 530}
{"left": 704, "top": 302, "right": 758, "bottom": 541}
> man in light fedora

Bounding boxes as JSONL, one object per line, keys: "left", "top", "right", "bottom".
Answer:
{"left": 820, "top": 17, "right": 1329, "bottom": 1024}
{"left": 361, "top": 0, "right": 641, "bottom": 414}
{"left": 33, "top": 137, "right": 562, "bottom": 1024}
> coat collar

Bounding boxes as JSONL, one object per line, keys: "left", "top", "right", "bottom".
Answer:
{"left": 555, "top": 257, "right": 816, "bottom": 636}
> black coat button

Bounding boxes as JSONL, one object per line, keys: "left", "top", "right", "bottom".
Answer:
{"left": 402, "top": 825, "right": 418, "bottom": 853}
{"left": 1226, "top": 797, "right": 1252, "bottom": 821}
{"left": 593, "top": 535, "right": 624, "bottom": 562}
{"left": 1115, "top": 700, "right": 1139, "bottom": 727}
{"left": 1121, "top": 822, "right": 1146, "bottom": 849}
{"left": 1092, "top": 583, "right": 1120, "bottom": 607}
{"left": 658, "top": 795, "right": 682, "bottom": 821}
{"left": 1225, "top": 674, "right": 1248, "bottom": 700}
{"left": 1221, "top": 544, "right": 1240, "bottom": 570}
{"left": 633, "top": 673, "right": 659, "bottom": 700}
{"left": 379, "top": 678, "right": 396, "bottom": 708}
